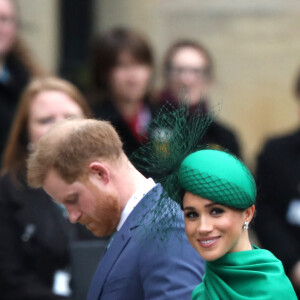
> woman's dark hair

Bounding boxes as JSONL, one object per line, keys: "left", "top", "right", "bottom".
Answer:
{"left": 90, "top": 27, "right": 153, "bottom": 94}
{"left": 163, "top": 40, "right": 214, "bottom": 81}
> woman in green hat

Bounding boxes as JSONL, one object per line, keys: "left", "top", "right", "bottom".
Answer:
{"left": 179, "top": 149, "right": 297, "bottom": 299}
{"left": 132, "top": 101, "right": 297, "bottom": 299}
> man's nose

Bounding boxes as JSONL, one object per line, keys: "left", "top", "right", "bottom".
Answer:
{"left": 66, "top": 206, "right": 81, "bottom": 224}
{"left": 179, "top": 70, "right": 195, "bottom": 85}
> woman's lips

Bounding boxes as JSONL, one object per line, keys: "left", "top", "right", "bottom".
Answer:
{"left": 197, "top": 236, "right": 221, "bottom": 248}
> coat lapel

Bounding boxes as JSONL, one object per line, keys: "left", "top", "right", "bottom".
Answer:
{"left": 87, "top": 225, "right": 131, "bottom": 300}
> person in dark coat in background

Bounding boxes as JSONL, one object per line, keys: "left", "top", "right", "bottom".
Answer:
{"left": 255, "top": 68, "right": 300, "bottom": 297}
{"left": 0, "top": 77, "right": 95, "bottom": 300}
{"left": 0, "top": 0, "right": 44, "bottom": 161}
{"left": 88, "top": 27, "right": 156, "bottom": 158}
{"left": 158, "top": 40, "right": 240, "bottom": 157}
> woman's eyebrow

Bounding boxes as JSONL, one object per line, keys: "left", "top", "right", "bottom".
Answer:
{"left": 183, "top": 206, "right": 195, "bottom": 211}
{"left": 204, "top": 202, "right": 217, "bottom": 208}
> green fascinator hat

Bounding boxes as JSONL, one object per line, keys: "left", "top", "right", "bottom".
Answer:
{"left": 179, "top": 149, "right": 256, "bottom": 209}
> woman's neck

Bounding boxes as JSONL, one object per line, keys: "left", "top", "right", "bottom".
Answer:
{"left": 233, "top": 232, "right": 253, "bottom": 253}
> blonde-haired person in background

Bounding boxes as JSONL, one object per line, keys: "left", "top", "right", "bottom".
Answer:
{"left": 0, "top": 77, "right": 95, "bottom": 300}
{"left": 0, "top": 0, "right": 44, "bottom": 161}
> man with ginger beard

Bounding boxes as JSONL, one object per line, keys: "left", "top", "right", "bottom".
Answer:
{"left": 27, "top": 119, "right": 204, "bottom": 300}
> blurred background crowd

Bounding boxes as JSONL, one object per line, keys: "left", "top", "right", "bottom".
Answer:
{"left": 1, "top": 0, "right": 300, "bottom": 299}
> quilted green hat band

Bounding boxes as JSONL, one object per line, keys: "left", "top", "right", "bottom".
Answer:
{"left": 178, "top": 149, "right": 256, "bottom": 209}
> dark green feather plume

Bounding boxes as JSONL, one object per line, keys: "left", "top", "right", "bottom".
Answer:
{"left": 131, "top": 100, "right": 218, "bottom": 204}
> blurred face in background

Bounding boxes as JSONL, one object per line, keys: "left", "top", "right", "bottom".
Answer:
{"left": 167, "top": 47, "right": 211, "bottom": 105}
{"left": 0, "top": 0, "right": 17, "bottom": 59}
{"left": 109, "top": 50, "right": 152, "bottom": 103}
{"left": 27, "top": 90, "right": 84, "bottom": 144}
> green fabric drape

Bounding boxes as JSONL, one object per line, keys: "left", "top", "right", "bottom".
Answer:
{"left": 192, "top": 246, "right": 297, "bottom": 300}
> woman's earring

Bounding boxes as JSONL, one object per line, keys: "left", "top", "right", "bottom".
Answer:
{"left": 243, "top": 221, "right": 249, "bottom": 230}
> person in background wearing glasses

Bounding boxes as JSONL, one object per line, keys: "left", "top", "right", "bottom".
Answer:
{"left": 157, "top": 40, "right": 241, "bottom": 157}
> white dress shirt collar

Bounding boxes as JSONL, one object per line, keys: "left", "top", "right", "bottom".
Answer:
{"left": 117, "top": 178, "right": 156, "bottom": 231}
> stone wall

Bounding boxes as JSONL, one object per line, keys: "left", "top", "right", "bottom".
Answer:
{"left": 17, "top": 0, "right": 59, "bottom": 74}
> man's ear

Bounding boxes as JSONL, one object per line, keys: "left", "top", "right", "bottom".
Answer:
{"left": 88, "top": 162, "right": 110, "bottom": 184}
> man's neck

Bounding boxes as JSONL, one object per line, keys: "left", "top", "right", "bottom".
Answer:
{"left": 116, "top": 158, "right": 148, "bottom": 210}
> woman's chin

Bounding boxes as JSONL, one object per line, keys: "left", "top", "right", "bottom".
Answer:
{"left": 197, "top": 249, "right": 223, "bottom": 261}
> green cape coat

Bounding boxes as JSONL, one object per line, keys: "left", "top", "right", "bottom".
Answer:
{"left": 192, "top": 246, "right": 297, "bottom": 300}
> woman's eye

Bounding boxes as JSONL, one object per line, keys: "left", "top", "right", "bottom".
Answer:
{"left": 38, "top": 117, "right": 54, "bottom": 124}
{"left": 185, "top": 211, "right": 199, "bottom": 219}
{"left": 210, "top": 207, "right": 224, "bottom": 216}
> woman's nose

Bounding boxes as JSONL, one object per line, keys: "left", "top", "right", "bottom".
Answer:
{"left": 197, "top": 217, "right": 213, "bottom": 233}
